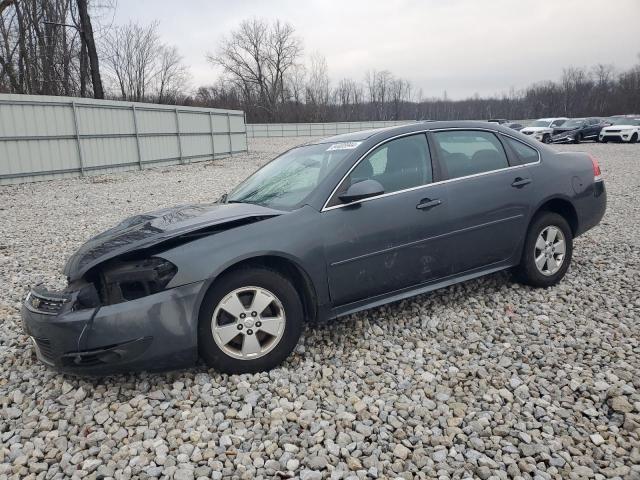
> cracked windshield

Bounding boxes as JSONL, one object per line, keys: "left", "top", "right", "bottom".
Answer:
{"left": 227, "top": 143, "right": 354, "bottom": 210}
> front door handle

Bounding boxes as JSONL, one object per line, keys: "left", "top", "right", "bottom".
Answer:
{"left": 416, "top": 198, "right": 442, "bottom": 210}
{"left": 511, "top": 177, "right": 532, "bottom": 188}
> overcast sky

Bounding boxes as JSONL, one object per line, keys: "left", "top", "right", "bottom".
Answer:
{"left": 112, "top": 0, "right": 640, "bottom": 100}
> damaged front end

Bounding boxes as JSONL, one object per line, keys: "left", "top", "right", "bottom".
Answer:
{"left": 22, "top": 202, "right": 285, "bottom": 374}
{"left": 22, "top": 254, "right": 202, "bottom": 373}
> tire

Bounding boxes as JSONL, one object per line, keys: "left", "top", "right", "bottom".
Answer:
{"left": 573, "top": 133, "right": 583, "bottom": 144}
{"left": 542, "top": 134, "right": 551, "bottom": 144}
{"left": 514, "top": 212, "right": 573, "bottom": 288}
{"left": 601, "top": 137, "right": 608, "bottom": 143}
{"left": 198, "top": 267, "right": 304, "bottom": 374}
{"left": 631, "top": 132, "right": 639, "bottom": 143}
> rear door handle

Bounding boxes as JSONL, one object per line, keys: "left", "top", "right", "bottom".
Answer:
{"left": 511, "top": 177, "right": 532, "bottom": 188}
{"left": 416, "top": 198, "right": 442, "bottom": 210}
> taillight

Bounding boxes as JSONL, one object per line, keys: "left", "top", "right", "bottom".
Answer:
{"left": 589, "top": 154, "right": 602, "bottom": 181}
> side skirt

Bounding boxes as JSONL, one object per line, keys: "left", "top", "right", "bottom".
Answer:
{"left": 329, "top": 261, "right": 514, "bottom": 319}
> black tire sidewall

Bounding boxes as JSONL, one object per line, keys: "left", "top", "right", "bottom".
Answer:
{"left": 197, "top": 267, "right": 304, "bottom": 374}
{"left": 517, "top": 212, "right": 573, "bottom": 288}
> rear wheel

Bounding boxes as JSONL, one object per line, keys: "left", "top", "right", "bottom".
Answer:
{"left": 573, "top": 133, "right": 583, "bottom": 144}
{"left": 515, "top": 212, "right": 573, "bottom": 288}
{"left": 198, "top": 267, "right": 304, "bottom": 373}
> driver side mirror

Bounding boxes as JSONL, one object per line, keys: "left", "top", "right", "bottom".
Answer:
{"left": 339, "top": 179, "right": 385, "bottom": 204}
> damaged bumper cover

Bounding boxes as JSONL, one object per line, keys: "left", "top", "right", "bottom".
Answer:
{"left": 22, "top": 281, "right": 204, "bottom": 375}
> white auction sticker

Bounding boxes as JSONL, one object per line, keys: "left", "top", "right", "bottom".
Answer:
{"left": 326, "top": 141, "right": 362, "bottom": 151}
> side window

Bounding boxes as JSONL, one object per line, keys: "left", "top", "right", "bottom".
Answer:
{"left": 336, "top": 134, "right": 432, "bottom": 202}
{"left": 503, "top": 137, "right": 539, "bottom": 164}
{"left": 433, "top": 130, "right": 509, "bottom": 180}
{"left": 551, "top": 119, "right": 565, "bottom": 127}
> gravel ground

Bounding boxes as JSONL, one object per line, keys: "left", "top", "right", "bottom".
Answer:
{"left": 0, "top": 138, "right": 639, "bottom": 480}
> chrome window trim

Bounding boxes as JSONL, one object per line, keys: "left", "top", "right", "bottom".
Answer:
{"left": 321, "top": 127, "right": 541, "bottom": 212}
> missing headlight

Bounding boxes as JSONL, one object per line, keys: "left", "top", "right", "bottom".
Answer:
{"left": 96, "top": 257, "right": 178, "bottom": 305}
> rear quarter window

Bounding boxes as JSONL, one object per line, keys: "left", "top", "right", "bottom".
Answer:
{"left": 503, "top": 136, "right": 539, "bottom": 164}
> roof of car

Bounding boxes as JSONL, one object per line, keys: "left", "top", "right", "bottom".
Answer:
{"left": 312, "top": 120, "right": 516, "bottom": 145}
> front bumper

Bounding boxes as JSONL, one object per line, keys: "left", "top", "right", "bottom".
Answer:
{"left": 599, "top": 132, "right": 635, "bottom": 142}
{"left": 22, "top": 281, "right": 205, "bottom": 375}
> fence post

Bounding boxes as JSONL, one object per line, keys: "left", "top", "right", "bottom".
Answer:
{"left": 175, "top": 107, "right": 183, "bottom": 164}
{"left": 209, "top": 112, "right": 216, "bottom": 160}
{"left": 71, "top": 101, "right": 85, "bottom": 176}
{"left": 244, "top": 112, "right": 248, "bottom": 152}
{"left": 132, "top": 105, "right": 143, "bottom": 170}
{"left": 226, "top": 112, "right": 232, "bottom": 156}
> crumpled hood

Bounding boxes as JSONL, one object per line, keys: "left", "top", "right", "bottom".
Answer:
{"left": 553, "top": 126, "right": 580, "bottom": 135}
{"left": 64, "top": 202, "right": 285, "bottom": 281}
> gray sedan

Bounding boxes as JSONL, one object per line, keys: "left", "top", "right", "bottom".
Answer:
{"left": 22, "top": 121, "right": 606, "bottom": 375}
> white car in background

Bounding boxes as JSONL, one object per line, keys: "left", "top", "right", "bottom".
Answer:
{"left": 520, "top": 118, "right": 568, "bottom": 143}
{"left": 599, "top": 118, "right": 640, "bottom": 143}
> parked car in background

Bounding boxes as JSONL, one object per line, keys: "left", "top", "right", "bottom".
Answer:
{"left": 521, "top": 118, "right": 568, "bottom": 143}
{"left": 22, "top": 121, "right": 606, "bottom": 375}
{"left": 503, "top": 122, "right": 524, "bottom": 131}
{"left": 550, "top": 118, "right": 609, "bottom": 144}
{"left": 599, "top": 118, "right": 640, "bottom": 143}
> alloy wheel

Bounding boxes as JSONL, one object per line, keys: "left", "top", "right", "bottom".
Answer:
{"left": 534, "top": 226, "right": 566, "bottom": 276}
{"left": 211, "top": 286, "right": 286, "bottom": 360}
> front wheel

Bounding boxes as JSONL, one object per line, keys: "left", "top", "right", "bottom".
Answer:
{"left": 631, "top": 132, "right": 639, "bottom": 143}
{"left": 542, "top": 134, "right": 551, "bottom": 144}
{"left": 514, "top": 212, "right": 573, "bottom": 288}
{"left": 198, "top": 267, "right": 304, "bottom": 373}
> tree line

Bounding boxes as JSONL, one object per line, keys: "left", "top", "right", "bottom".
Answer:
{"left": 1, "top": 6, "right": 639, "bottom": 122}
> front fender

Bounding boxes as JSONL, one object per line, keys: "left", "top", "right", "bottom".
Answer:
{"left": 157, "top": 205, "right": 330, "bottom": 306}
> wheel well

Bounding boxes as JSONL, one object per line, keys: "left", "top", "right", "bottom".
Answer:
{"left": 536, "top": 198, "right": 579, "bottom": 235}
{"left": 215, "top": 256, "right": 318, "bottom": 323}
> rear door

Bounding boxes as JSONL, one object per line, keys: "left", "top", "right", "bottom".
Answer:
{"left": 430, "top": 129, "right": 536, "bottom": 274}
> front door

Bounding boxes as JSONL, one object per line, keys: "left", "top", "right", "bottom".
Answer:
{"left": 321, "top": 133, "right": 451, "bottom": 306}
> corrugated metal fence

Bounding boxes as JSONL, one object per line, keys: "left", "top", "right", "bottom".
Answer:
{"left": 0, "top": 94, "right": 247, "bottom": 185}
{"left": 246, "top": 120, "right": 416, "bottom": 138}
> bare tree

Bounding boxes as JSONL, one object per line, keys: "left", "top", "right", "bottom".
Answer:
{"left": 305, "top": 53, "right": 329, "bottom": 120}
{"left": 76, "top": 0, "right": 103, "bottom": 97}
{"left": 207, "top": 18, "right": 302, "bottom": 121}
{"left": 0, "top": 0, "right": 112, "bottom": 96}
{"left": 101, "top": 20, "right": 189, "bottom": 103}
{"left": 156, "top": 45, "right": 189, "bottom": 103}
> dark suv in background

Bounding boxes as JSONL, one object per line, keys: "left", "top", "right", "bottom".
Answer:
{"left": 551, "top": 118, "right": 609, "bottom": 144}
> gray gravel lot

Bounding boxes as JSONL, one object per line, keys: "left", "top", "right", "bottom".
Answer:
{"left": 0, "top": 138, "right": 639, "bottom": 479}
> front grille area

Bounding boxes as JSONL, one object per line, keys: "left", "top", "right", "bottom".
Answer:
{"left": 606, "top": 129, "right": 621, "bottom": 133}
{"left": 32, "top": 337, "right": 55, "bottom": 362}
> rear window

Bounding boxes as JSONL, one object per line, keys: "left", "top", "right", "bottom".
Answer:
{"left": 433, "top": 130, "right": 509, "bottom": 180}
